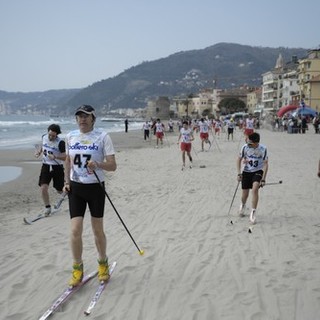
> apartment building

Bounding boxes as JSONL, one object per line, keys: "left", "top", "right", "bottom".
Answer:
{"left": 298, "top": 49, "right": 320, "bottom": 111}
{"left": 262, "top": 54, "right": 299, "bottom": 113}
{"left": 247, "top": 88, "right": 262, "bottom": 114}
{"left": 261, "top": 49, "right": 320, "bottom": 113}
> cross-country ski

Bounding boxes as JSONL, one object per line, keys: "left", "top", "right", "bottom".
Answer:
{"left": 84, "top": 261, "right": 117, "bottom": 316}
{"left": 38, "top": 270, "right": 97, "bottom": 320}
{"left": 23, "top": 193, "right": 66, "bottom": 225}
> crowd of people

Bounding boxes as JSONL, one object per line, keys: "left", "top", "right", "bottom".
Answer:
{"left": 270, "top": 113, "right": 320, "bottom": 134}
{"left": 141, "top": 114, "right": 267, "bottom": 225}
{"left": 35, "top": 109, "right": 319, "bottom": 289}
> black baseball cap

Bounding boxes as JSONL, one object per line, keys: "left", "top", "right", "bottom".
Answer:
{"left": 75, "top": 105, "right": 96, "bottom": 117}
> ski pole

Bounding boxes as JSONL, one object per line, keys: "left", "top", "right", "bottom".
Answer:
{"left": 227, "top": 181, "right": 240, "bottom": 223}
{"left": 212, "top": 136, "right": 221, "bottom": 153}
{"left": 227, "top": 180, "right": 240, "bottom": 216}
{"left": 164, "top": 133, "right": 170, "bottom": 148}
{"left": 91, "top": 169, "right": 144, "bottom": 256}
{"left": 263, "top": 180, "right": 283, "bottom": 186}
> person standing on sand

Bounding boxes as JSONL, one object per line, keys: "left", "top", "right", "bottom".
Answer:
{"left": 237, "top": 132, "right": 268, "bottom": 224}
{"left": 142, "top": 120, "right": 151, "bottom": 140}
{"left": 152, "top": 118, "right": 165, "bottom": 148}
{"left": 177, "top": 120, "right": 194, "bottom": 170}
{"left": 243, "top": 114, "right": 255, "bottom": 138}
{"left": 227, "top": 118, "right": 235, "bottom": 141}
{"left": 197, "top": 118, "right": 211, "bottom": 151}
{"left": 124, "top": 119, "right": 129, "bottom": 133}
{"left": 63, "top": 105, "right": 117, "bottom": 287}
{"left": 35, "top": 124, "right": 66, "bottom": 216}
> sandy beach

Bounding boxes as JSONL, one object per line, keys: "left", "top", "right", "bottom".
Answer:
{"left": 0, "top": 126, "right": 320, "bottom": 320}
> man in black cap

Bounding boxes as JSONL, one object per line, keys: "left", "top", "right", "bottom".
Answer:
{"left": 63, "top": 105, "right": 117, "bottom": 287}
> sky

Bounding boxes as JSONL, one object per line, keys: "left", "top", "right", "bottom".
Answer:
{"left": 0, "top": 0, "right": 319, "bottom": 92}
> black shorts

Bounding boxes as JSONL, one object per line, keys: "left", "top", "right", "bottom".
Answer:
{"left": 38, "top": 164, "right": 64, "bottom": 192}
{"left": 68, "top": 181, "right": 106, "bottom": 218}
{"left": 241, "top": 170, "right": 263, "bottom": 189}
{"left": 228, "top": 128, "right": 234, "bottom": 134}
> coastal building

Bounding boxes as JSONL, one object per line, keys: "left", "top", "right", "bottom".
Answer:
{"left": 146, "top": 96, "right": 170, "bottom": 119}
{"left": 262, "top": 54, "right": 300, "bottom": 113}
{"left": 173, "top": 94, "right": 195, "bottom": 119}
{"left": 190, "top": 90, "right": 215, "bottom": 118}
{"left": 246, "top": 88, "right": 262, "bottom": 114}
{"left": 298, "top": 49, "right": 320, "bottom": 111}
{"left": 173, "top": 91, "right": 217, "bottom": 119}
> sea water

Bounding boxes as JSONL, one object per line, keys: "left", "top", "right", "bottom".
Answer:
{"left": 0, "top": 114, "right": 142, "bottom": 150}
{"left": 0, "top": 114, "right": 143, "bottom": 184}
{"left": 0, "top": 166, "right": 22, "bottom": 185}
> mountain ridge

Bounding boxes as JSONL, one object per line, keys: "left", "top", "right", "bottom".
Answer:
{"left": 0, "top": 43, "right": 308, "bottom": 115}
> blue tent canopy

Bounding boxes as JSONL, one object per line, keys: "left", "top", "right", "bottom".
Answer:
{"left": 292, "top": 106, "right": 317, "bottom": 117}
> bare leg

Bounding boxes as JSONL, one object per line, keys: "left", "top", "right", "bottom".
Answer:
{"left": 182, "top": 151, "right": 186, "bottom": 166}
{"left": 91, "top": 217, "right": 107, "bottom": 261}
{"left": 241, "top": 189, "right": 250, "bottom": 206}
{"left": 41, "top": 184, "right": 50, "bottom": 206}
{"left": 70, "top": 217, "right": 84, "bottom": 264}
{"left": 251, "top": 182, "right": 260, "bottom": 210}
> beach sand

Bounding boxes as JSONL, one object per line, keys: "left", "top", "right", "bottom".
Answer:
{"left": 0, "top": 127, "right": 320, "bottom": 320}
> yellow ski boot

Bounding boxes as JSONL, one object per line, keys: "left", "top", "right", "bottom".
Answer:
{"left": 98, "top": 258, "right": 109, "bottom": 282}
{"left": 68, "top": 262, "right": 83, "bottom": 287}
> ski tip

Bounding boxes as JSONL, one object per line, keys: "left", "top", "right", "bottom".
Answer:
{"left": 23, "top": 218, "right": 31, "bottom": 225}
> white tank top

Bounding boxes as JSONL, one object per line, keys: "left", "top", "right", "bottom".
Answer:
{"left": 246, "top": 118, "right": 255, "bottom": 129}
{"left": 240, "top": 144, "right": 268, "bottom": 172}
{"left": 199, "top": 121, "right": 209, "bottom": 133}
{"left": 42, "top": 134, "right": 64, "bottom": 165}
{"left": 180, "top": 127, "right": 193, "bottom": 143}
{"left": 66, "top": 128, "right": 115, "bottom": 184}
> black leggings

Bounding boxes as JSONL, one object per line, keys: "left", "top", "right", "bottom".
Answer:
{"left": 68, "top": 181, "right": 106, "bottom": 218}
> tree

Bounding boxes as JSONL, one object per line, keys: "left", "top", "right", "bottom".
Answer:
{"left": 218, "top": 98, "right": 246, "bottom": 115}
{"left": 202, "top": 109, "right": 214, "bottom": 118}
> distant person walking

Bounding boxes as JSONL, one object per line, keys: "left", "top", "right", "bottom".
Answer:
{"left": 227, "top": 118, "right": 235, "bottom": 141}
{"left": 213, "top": 119, "right": 222, "bottom": 137}
{"left": 124, "top": 119, "right": 129, "bottom": 133}
{"left": 152, "top": 118, "right": 165, "bottom": 148}
{"left": 237, "top": 132, "right": 268, "bottom": 224}
{"left": 142, "top": 121, "right": 151, "bottom": 140}
{"left": 197, "top": 118, "right": 211, "bottom": 151}
{"left": 177, "top": 120, "right": 194, "bottom": 170}
{"left": 244, "top": 114, "right": 255, "bottom": 138}
{"left": 34, "top": 124, "right": 66, "bottom": 216}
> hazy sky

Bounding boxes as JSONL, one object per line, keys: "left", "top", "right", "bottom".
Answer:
{"left": 1, "top": 0, "right": 319, "bottom": 92}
